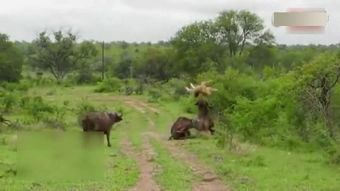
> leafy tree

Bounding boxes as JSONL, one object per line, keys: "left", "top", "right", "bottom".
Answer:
{"left": 114, "top": 51, "right": 134, "bottom": 79}
{"left": 0, "top": 33, "right": 24, "bottom": 82}
{"left": 171, "top": 10, "right": 274, "bottom": 77}
{"left": 30, "top": 31, "right": 97, "bottom": 81}
{"left": 136, "top": 47, "right": 175, "bottom": 80}
{"left": 172, "top": 21, "right": 225, "bottom": 76}
{"left": 215, "top": 10, "right": 272, "bottom": 56}
{"left": 297, "top": 53, "right": 340, "bottom": 138}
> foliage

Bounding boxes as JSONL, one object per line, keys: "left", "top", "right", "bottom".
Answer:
{"left": 0, "top": 33, "right": 24, "bottom": 82}
{"left": 30, "top": 31, "right": 98, "bottom": 82}
{"left": 95, "top": 77, "right": 122, "bottom": 93}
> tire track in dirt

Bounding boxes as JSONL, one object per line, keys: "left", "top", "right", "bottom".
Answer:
{"left": 123, "top": 98, "right": 160, "bottom": 114}
{"left": 122, "top": 97, "right": 230, "bottom": 191}
{"left": 148, "top": 132, "right": 230, "bottom": 191}
{"left": 121, "top": 136, "right": 160, "bottom": 191}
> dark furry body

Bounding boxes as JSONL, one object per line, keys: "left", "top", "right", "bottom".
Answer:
{"left": 168, "top": 117, "right": 194, "bottom": 140}
{"left": 81, "top": 112, "right": 122, "bottom": 147}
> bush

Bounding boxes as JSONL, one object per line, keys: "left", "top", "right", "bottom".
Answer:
{"left": 1, "top": 81, "right": 30, "bottom": 92}
{"left": 0, "top": 33, "right": 24, "bottom": 82}
{"left": 76, "top": 98, "right": 97, "bottom": 116}
{"left": 180, "top": 96, "right": 196, "bottom": 114}
{"left": 65, "top": 71, "right": 100, "bottom": 85}
{"left": 20, "top": 96, "right": 54, "bottom": 121}
{"left": 95, "top": 77, "right": 122, "bottom": 92}
{"left": 0, "top": 92, "right": 18, "bottom": 112}
{"left": 32, "top": 75, "right": 56, "bottom": 86}
{"left": 147, "top": 86, "right": 163, "bottom": 102}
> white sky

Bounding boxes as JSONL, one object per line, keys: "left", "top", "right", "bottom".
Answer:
{"left": 0, "top": 0, "right": 339, "bottom": 44}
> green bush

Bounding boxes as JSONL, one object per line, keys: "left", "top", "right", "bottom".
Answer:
{"left": 20, "top": 96, "right": 54, "bottom": 121}
{"left": 1, "top": 81, "right": 30, "bottom": 92}
{"left": 76, "top": 98, "right": 97, "bottom": 115}
{"left": 65, "top": 71, "right": 100, "bottom": 85}
{"left": 180, "top": 96, "right": 196, "bottom": 114}
{"left": 95, "top": 77, "right": 122, "bottom": 92}
{"left": 0, "top": 92, "right": 18, "bottom": 112}
{"left": 0, "top": 33, "right": 24, "bottom": 82}
{"left": 147, "top": 86, "right": 163, "bottom": 102}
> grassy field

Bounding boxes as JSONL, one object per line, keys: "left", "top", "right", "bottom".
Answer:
{"left": 0, "top": 85, "right": 340, "bottom": 191}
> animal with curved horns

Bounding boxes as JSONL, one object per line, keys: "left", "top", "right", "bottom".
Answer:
{"left": 81, "top": 112, "right": 123, "bottom": 147}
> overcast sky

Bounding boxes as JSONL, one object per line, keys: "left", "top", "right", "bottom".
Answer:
{"left": 0, "top": 0, "right": 339, "bottom": 45}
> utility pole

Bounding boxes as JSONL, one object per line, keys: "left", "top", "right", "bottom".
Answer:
{"left": 101, "top": 41, "right": 105, "bottom": 80}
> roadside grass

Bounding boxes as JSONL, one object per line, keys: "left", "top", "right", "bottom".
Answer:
{"left": 2, "top": 85, "right": 340, "bottom": 190}
{"left": 150, "top": 98, "right": 340, "bottom": 191}
{"left": 0, "top": 86, "right": 140, "bottom": 191}
{"left": 183, "top": 138, "right": 340, "bottom": 191}
{"left": 149, "top": 138, "right": 197, "bottom": 191}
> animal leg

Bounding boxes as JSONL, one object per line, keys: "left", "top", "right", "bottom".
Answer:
{"left": 106, "top": 131, "right": 111, "bottom": 147}
{"left": 185, "top": 130, "right": 191, "bottom": 137}
{"left": 209, "top": 127, "right": 215, "bottom": 135}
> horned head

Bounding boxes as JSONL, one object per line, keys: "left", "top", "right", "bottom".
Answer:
{"left": 185, "top": 81, "right": 217, "bottom": 97}
{"left": 109, "top": 112, "right": 123, "bottom": 122}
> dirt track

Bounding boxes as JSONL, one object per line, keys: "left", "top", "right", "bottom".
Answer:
{"left": 121, "top": 97, "right": 230, "bottom": 191}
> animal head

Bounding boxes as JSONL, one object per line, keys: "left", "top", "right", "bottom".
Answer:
{"left": 108, "top": 112, "right": 123, "bottom": 123}
{"left": 185, "top": 81, "right": 217, "bottom": 98}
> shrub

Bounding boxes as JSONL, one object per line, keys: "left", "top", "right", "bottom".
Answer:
{"left": 65, "top": 71, "right": 99, "bottom": 85}
{"left": 95, "top": 77, "right": 122, "bottom": 92}
{"left": 0, "top": 33, "right": 24, "bottom": 82}
{"left": 147, "top": 86, "right": 163, "bottom": 102}
{"left": 0, "top": 92, "right": 18, "bottom": 112}
{"left": 1, "top": 81, "right": 30, "bottom": 92}
{"left": 20, "top": 96, "right": 54, "bottom": 121}
{"left": 77, "top": 99, "right": 96, "bottom": 114}
{"left": 180, "top": 96, "right": 196, "bottom": 114}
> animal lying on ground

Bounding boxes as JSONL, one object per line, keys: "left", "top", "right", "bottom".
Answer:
{"left": 81, "top": 112, "right": 122, "bottom": 147}
{"left": 169, "top": 117, "right": 197, "bottom": 140}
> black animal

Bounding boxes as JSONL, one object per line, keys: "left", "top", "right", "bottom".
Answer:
{"left": 81, "top": 112, "right": 122, "bottom": 147}
{"left": 195, "top": 100, "right": 215, "bottom": 135}
{"left": 169, "top": 117, "right": 196, "bottom": 140}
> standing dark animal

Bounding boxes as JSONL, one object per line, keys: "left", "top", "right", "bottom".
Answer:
{"left": 168, "top": 117, "right": 196, "bottom": 140}
{"left": 195, "top": 100, "right": 215, "bottom": 135}
{"left": 81, "top": 112, "right": 122, "bottom": 147}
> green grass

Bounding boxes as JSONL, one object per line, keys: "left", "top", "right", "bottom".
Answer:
{"left": 0, "top": 86, "right": 140, "bottom": 191}
{"left": 2, "top": 85, "right": 340, "bottom": 191}
{"left": 150, "top": 138, "right": 197, "bottom": 191}
{"left": 150, "top": 98, "right": 340, "bottom": 191}
{"left": 182, "top": 138, "right": 340, "bottom": 191}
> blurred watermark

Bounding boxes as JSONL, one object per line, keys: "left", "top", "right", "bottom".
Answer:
{"left": 272, "top": 8, "right": 328, "bottom": 34}
{"left": 17, "top": 131, "right": 105, "bottom": 182}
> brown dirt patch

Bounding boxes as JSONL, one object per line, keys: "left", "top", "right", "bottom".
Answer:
{"left": 121, "top": 136, "right": 160, "bottom": 191}
{"left": 147, "top": 132, "right": 230, "bottom": 191}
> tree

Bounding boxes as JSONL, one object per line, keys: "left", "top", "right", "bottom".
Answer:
{"left": 114, "top": 51, "right": 134, "bottom": 79}
{"left": 31, "top": 31, "right": 97, "bottom": 81}
{"left": 171, "top": 21, "right": 225, "bottom": 76}
{"left": 215, "top": 10, "right": 270, "bottom": 56}
{"left": 171, "top": 10, "right": 274, "bottom": 77}
{"left": 135, "top": 47, "right": 175, "bottom": 80}
{"left": 298, "top": 53, "right": 340, "bottom": 138}
{"left": 0, "top": 33, "right": 24, "bottom": 82}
